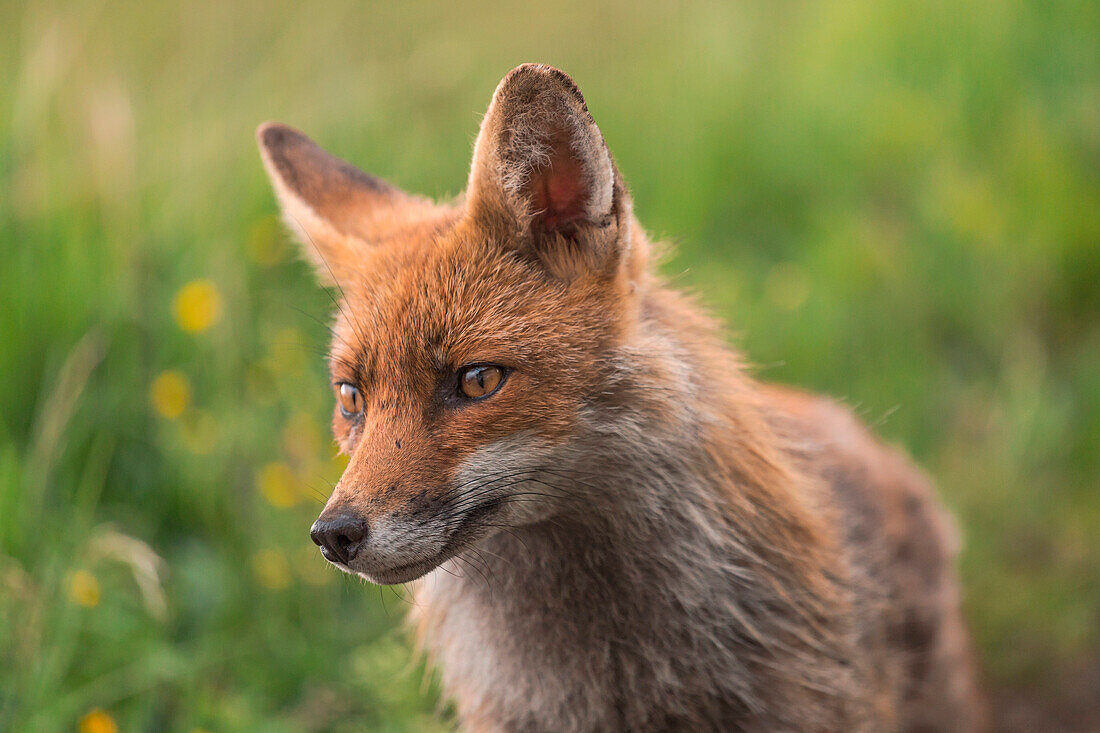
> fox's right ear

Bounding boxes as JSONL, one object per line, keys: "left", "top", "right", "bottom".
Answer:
{"left": 465, "top": 64, "right": 631, "bottom": 278}
{"left": 256, "top": 123, "right": 419, "bottom": 286}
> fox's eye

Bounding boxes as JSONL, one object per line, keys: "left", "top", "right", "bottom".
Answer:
{"left": 337, "top": 383, "right": 363, "bottom": 418}
{"left": 458, "top": 365, "right": 507, "bottom": 400}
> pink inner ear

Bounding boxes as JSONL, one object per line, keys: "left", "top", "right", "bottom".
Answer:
{"left": 528, "top": 144, "right": 588, "bottom": 232}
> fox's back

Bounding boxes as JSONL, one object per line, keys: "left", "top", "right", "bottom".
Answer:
{"left": 765, "top": 385, "right": 984, "bottom": 731}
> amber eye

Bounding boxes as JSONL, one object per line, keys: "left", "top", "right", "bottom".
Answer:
{"left": 458, "top": 365, "right": 507, "bottom": 400}
{"left": 337, "top": 383, "right": 363, "bottom": 418}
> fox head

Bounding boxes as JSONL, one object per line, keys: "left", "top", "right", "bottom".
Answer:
{"left": 257, "top": 64, "right": 651, "bottom": 584}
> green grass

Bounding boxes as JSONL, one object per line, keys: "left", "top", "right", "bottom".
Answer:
{"left": 2, "top": 0, "right": 1098, "bottom": 729}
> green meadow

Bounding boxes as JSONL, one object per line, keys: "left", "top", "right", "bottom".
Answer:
{"left": 2, "top": 1, "right": 1098, "bottom": 730}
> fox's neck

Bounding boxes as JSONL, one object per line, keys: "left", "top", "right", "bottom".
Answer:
{"left": 411, "top": 287, "right": 864, "bottom": 730}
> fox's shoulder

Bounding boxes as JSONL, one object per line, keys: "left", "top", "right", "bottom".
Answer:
{"left": 761, "top": 383, "right": 933, "bottom": 498}
{"left": 759, "top": 385, "right": 983, "bottom": 729}
{"left": 760, "top": 383, "right": 960, "bottom": 568}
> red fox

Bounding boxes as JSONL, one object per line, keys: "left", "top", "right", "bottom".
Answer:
{"left": 257, "top": 64, "right": 984, "bottom": 732}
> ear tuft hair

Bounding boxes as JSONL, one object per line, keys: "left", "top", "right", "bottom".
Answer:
{"left": 256, "top": 123, "right": 424, "bottom": 285}
{"left": 467, "top": 64, "right": 627, "bottom": 262}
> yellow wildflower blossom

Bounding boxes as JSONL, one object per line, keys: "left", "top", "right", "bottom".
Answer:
{"left": 150, "top": 370, "right": 191, "bottom": 419}
{"left": 79, "top": 709, "right": 117, "bottom": 733}
{"left": 257, "top": 461, "right": 299, "bottom": 508}
{"left": 173, "top": 279, "right": 222, "bottom": 333}
{"left": 69, "top": 570, "right": 101, "bottom": 608}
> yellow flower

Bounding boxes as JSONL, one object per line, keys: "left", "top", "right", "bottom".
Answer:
{"left": 69, "top": 570, "right": 101, "bottom": 608}
{"left": 257, "top": 461, "right": 299, "bottom": 508}
{"left": 173, "top": 279, "right": 223, "bottom": 333}
{"left": 150, "top": 370, "right": 191, "bottom": 420}
{"left": 79, "top": 709, "right": 117, "bottom": 733}
{"left": 252, "top": 548, "right": 291, "bottom": 590}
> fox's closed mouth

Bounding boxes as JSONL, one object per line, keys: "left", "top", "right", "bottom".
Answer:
{"left": 363, "top": 555, "right": 449, "bottom": 585}
{"left": 354, "top": 500, "right": 500, "bottom": 585}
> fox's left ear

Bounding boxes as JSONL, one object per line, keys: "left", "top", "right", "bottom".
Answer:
{"left": 466, "top": 64, "right": 632, "bottom": 276}
{"left": 256, "top": 123, "right": 424, "bottom": 286}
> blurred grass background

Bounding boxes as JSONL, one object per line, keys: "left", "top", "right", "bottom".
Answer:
{"left": 2, "top": 0, "right": 1098, "bottom": 730}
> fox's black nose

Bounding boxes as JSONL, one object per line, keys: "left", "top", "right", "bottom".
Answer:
{"left": 310, "top": 514, "right": 368, "bottom": 565}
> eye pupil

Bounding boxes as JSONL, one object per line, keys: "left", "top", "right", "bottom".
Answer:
{"left": 459, "top": 365, "right": 505, "bottom": 399}
{"left": 338, "top": 383, "right": 362, "bottom": 417}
